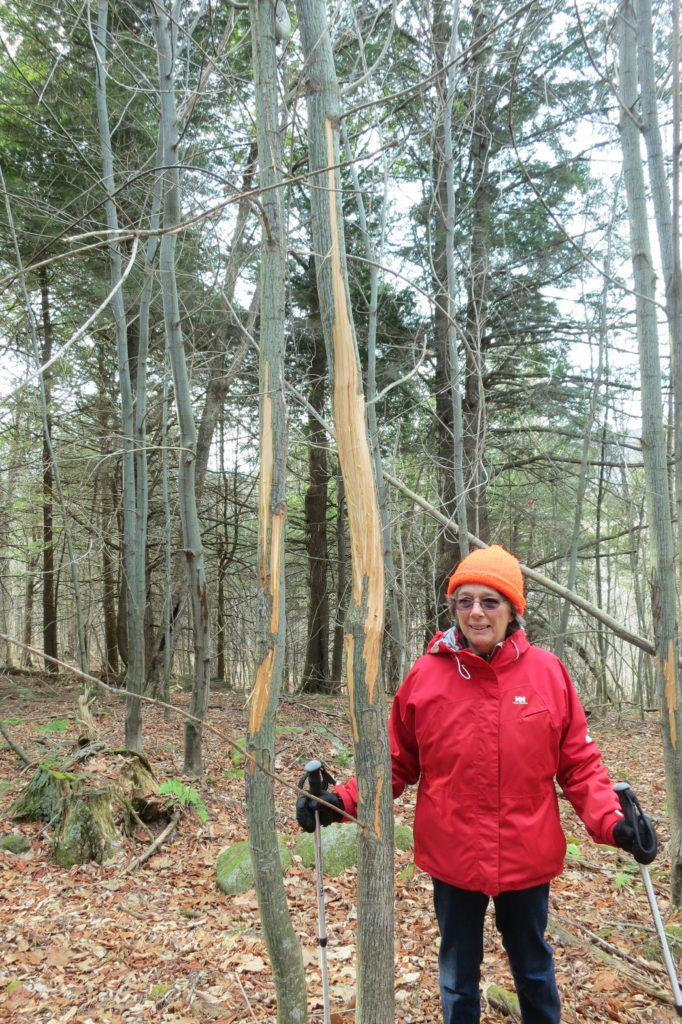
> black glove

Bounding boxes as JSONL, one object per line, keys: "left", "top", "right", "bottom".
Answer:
{"left": 613, "top": 816, "right": 658, "bottom": 865}
{"left": 296, "top": 790, "right": 344, "bottom": 832}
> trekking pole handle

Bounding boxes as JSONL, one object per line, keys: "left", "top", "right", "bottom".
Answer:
{"left": 614, "top": 781, "right": 658, "bottom": 862}
{"left": 614, "top": 780, "right": 634, "bottom": 815}
{"left": 305, "top": 758, "right": 324, "bottom": 798}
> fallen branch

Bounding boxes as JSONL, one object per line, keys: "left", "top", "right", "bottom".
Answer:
{"left": 124, "top": 805, "right": 182, "bottom": 873}
{"left": 551, "top": 910, "right": 661, "bottom": 974}
{"left": 0, "top": 719, "right": 32, "bottom": 766}
{"left": 549, "top": 919, "right": 673, "bottom": 1006}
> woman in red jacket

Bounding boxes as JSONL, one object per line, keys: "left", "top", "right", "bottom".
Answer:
{"left": 296, "top": 545, "right": 652, "bottom": 1024}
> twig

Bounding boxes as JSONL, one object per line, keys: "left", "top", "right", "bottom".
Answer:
{"left": 122, "top": 799, "right": 155, "bottom": 841}
{"left": 124, "top": 805, "right": 182, "bottom": 873}
{"left": 186, "top": 971, "right": 204, "bottom": 1004}
{"left": 234, "top": 972, "right": 259, "bottom": 1021}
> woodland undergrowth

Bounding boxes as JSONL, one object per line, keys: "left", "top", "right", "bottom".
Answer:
{"left": 0, "top": 672, "right": 679, "bottom": 1024}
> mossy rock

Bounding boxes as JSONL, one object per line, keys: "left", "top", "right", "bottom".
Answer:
{"left": 294, "top": 823, "right": 413, "bottom": 877}
{"left": 485, "top": 983, "right": 520, "bottom": 1017}
{"left": 216, "top": 835, "right": 293, "bottom": 895}
{"left": 1, "top": 835, "right": 30, "bottom": 854}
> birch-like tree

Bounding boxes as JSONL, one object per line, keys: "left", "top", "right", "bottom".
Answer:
{"left": 94, "top": 0, "right": 146, "bottom": 750}
{"left": 151, "top": 0, "right": 211, "bottom": 776}
{"left": 296, "top": 0, "right": 393, "bottom": 1018}
{"left": 245, "top": 0, "right": 308, "bottom": 1020}
{"left": 617, "top": 0, "right": 682, "bottom": 902}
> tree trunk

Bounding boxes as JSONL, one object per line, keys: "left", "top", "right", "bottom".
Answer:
{"left": 144, "top": 152, "right": 257, "bottom": 698}
{"left": 461, "top": 0, "right": 493, "bottom": 544}
{"left": 102, "top": 479, "right": 120, "bottom": 680}
{"left": 151, "top": 0, "right": 211, "bottom": 777}
{"left": 331, "top": 473, "right": 348, "bottom": 689}
{"left": 39, "top": 268, "right": 58, "bottom": 672}
{"left": 296, "top": 0, "right": 393, "bottom": 1019}
{"left": 431, "top": 0, "right": 466, "bottom": 627}
{"left": 246, "top": 2, "right": 307, "bottom": 1021}
{"left": 302, "top": 326, "right": 331, "bottom": 693}
{"left": 617, "top": 0, "right": 682, "bottom": 904}
{"left": 342, "top": 122, "right": 406, "bottom": 690}
{"left": 636, "top": 0, "right": 682, "bottom": 517}
{"left": 94, "top": 0, "right": 144, "bottom": 749}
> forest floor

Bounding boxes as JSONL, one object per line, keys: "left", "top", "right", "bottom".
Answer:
{"left": 0, "top": 670, "right": 680, "bottom": 1024}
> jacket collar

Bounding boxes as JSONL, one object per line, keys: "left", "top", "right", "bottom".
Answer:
{"left": 427, "top": 626, "right": 528, "bottom": 663}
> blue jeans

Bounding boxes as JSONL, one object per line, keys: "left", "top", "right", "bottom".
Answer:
{"left": 432, "top": 879, "right": 561, "bottom": 1024}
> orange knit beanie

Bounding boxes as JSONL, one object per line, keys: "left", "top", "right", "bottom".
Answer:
{"left": 447, "top": 545, "right": 526, "bottom": 614}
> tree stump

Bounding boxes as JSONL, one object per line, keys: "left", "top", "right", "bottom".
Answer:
{"left": 10, "top": 749, "right": 163, "bottom": 867}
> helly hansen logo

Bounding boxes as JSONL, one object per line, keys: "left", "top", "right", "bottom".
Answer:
{"left": 513, "top": 696, "right": 527, "bottom": 704}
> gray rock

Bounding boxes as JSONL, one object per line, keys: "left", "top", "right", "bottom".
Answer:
{"left": 294, "top": 823, "right": 413, "bottom": 877}
{"left": 216, "top": 835, "right": 293, "bottom": 894}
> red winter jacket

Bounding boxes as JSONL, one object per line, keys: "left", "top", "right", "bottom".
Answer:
{"left": 334, "top": 628, "right": 623, "bottom": 896}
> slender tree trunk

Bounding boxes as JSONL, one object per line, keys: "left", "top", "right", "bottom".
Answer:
{"left": 673, "top": 0, "right": 682, "bottom": 553}
{"left": 151, "top": 0, "right": 211, "bottom": 776}
{"left": 0, "top": 421, "right": 19, "bottom": 667}
{"left": 246, "top": 2, "right": 307, "bottom": 1020}
{"left": 301, "top": 326, "right": 331, "bottom": 693}
{"left": 296, "top": 0, "right": 393, "bottom": 1018}
{"left": 618, "top": 0, "right": 682, "bottom": 904}
{"left": 594, "top": 423, "right": 610, "bottom": 704}
{"left": 39, "top": 269, "right": 58, "bottom": 672}
{"left": 145, "top": 158, "right": 257, "bottom": 696}
{"left": 1, "top": 166, "right": 89, "bottom": 679}
{"left": 556, "top": 196, "right": 615, "bottom": 662}
{"left": 95, "top": 0, "right": 144, "bottom": 748}
{"left": 331, "top": 473, "right": 348, "bottom": 689}
{"left": 432, "top": 0, "right": 466, "bottom": 626}
{"left": 21, "top": 532, "right": 38, "bottom": 667}
{"left": 342, "top": 123, "right": 406, "bottom": 689}
{"left": 461, "top": 0, "right": 493, "bottom": 544}
{"left": 102, "top": 493, "right": 120, "bottom": 680}
{"left": 160, "top": 367, "right": 173, "bottom": 718}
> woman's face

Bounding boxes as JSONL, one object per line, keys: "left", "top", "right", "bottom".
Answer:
{"left": 454, "top": 584, "right": 514, "bottom": 656}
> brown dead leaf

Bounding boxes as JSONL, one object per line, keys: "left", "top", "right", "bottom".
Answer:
{"left": 46, "top": 946, "right": 71, "bottom": 966}
{"left": 591, "top": 968, "right": 622, "bottom": 994}
{"left": 236, "top": 955, "right": 266, "bottom": 972}
{"left": 5, "top": 984, "right": 33, "bottom": 1007}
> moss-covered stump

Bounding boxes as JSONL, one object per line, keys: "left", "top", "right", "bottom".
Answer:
{"left": 10, "top": 750, "right": 160, "bottom": 867}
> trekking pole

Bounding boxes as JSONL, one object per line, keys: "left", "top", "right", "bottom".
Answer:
{"left": 304, "top": 758, "right": 332, "bottom": 1024}
{"left": 614, "top": 781, "right": 682, "bottom": 1015}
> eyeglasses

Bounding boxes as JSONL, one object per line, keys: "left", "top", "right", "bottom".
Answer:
{"left": 455, "top": 596, "right": 504, "bottom": 611}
